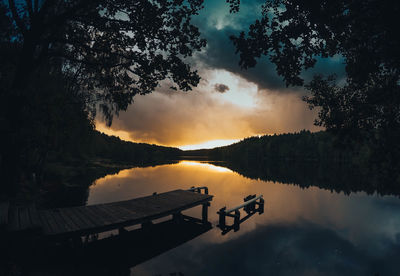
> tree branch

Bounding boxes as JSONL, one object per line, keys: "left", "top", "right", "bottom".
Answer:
{"left": 34, "top": 0, "right": 38, "bottom": 13}
{"left": 8, "top": 0, "right": 27, "bottom": 34}
{"left": 26, "top": 0, "right": 34, "bottom": 21}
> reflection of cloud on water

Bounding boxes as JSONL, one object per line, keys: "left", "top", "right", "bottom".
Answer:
{"left": 88, "top": 161, "right": 400, "bottom": 245}
{"left": 179, "top": 160, "right": 233, "bottom": 173}
{"left": 87, "top": 161, "right": 400, "bottom": 275}
{"left": 133, "top": 221, "right": 400, "bottom": 276}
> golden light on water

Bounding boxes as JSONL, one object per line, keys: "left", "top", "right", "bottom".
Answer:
{"left": 87, "top": 160, "right": 396, "bottom": 248}
{"left": 94, "top": 168, "right": 134, "bottom": 184}
{"left": 178, "top": 160, "right": 233, "bottom": 173}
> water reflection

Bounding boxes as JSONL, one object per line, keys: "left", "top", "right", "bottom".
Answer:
{"left": 22, "top": 160, "right": 400, "bottom": 275}
{"left": 218, "top": 160, "right": 400, "bottom": 196}
{"left": 1, "top": 218, "right": 211, "bottom": 275}
{"left": 82, "top": 160, "right": 400, "bottom": 275}
{"left": 139, "top": 221, "right": 400, "bottom": 275}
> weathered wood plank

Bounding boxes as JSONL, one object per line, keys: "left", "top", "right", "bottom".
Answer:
{"left": 93, "top": 204, "right": 125, "bottom": 224}
{"left": 38, "top": 210, "right": 53, "bottom": 234}
{"left": 89, "top": 205, "right": 119, "bottom": 224}
{"left": 74, "top": 207, "right": 104, "bottom": 228}
{"left": 6, "top": 206, "right": 19, "bottom": 232}
{"left": 18, "top": 206, "right": 32, "bottom": 230}
{"left": 48, "top": 209, "right": 72, "bottom": 233}
{"left": 40, "top": 210, "right": 62, "bottom": 234}
{"left": 83, "top": 206, "right": 112, "bottom": 226}
{"left": 97, "top": 204, "right": 131, "bottom": 224}
{"left": 7, "top": 189, "right": 213, "bottom": 237}
{"left": 57, "top": 208, "right": 80, "bottom": 232}
{"left": 61, "top": 208, "right": 94, "bottom": 231}
{"left": 27, "top": 204, "right": 41, "bottom": 229}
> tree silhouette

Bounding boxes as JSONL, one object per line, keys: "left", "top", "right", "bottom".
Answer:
{"left": 0, "top": 0, "right": 205, "bottom": 193}
{"left": 230, "top": 0, "right": 400, "bottom": 145}
{"left": 3, "top": 0, "right": 205, "bottom": 122}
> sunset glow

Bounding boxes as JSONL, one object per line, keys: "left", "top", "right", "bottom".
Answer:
{"left": 178, "top": 160, "right": 233, "bottom": 173}
{"left": 179, "top": 138, "right": 240, "bottom": 150}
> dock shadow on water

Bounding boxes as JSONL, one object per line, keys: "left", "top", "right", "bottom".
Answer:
{"left": 2, "top": 159, "right": 400, "bottom": 275}
{"left": 1, "top": 217, "right": 211, "bottom": 276}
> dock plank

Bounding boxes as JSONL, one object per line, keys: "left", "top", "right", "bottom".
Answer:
{"left": 28, "top": 204, "right": 41, "bottom": 229}
{"left": 83, "top": 206, "right": 112, "bottom": 226}
{"left": 6, "top": 206, "right": 20, "bottom": 232}
{"left": 8, "top": 189, "right": 213, "bottom": 238}
{"left": 75, "top": 207, "right": 104, "bottom": 228}
{"left": 55, "top": 209, "right": 79, "bottom": 232}
{"left": 18, "top": 206, "right": 32, "bottom": 230}
{"left": 48, "top": 209, "right": 72, "bottom": 233}
{"left": 40, "top": 210, "right": 62, "bottom": 235}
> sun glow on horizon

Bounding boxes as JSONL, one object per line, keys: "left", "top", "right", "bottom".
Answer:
{"left": 179, "top": 160, "right": 233, "bottom": 173}
{"left": 179, "top": 138, "right": 240, "bottom": 150}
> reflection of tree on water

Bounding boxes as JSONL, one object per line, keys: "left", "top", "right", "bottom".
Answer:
{"left": 1, "top": 217, "right": 211, "bottom": 276}
{"left": 215, "top": 160, "right": 400, "bottom": 197}
{"left": 40, "top": 160, "right": 179, "bottom": 209}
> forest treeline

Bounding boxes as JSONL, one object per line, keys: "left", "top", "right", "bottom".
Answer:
{"left": 54, "top": 130, "right": 182, "bottom": 165}
{"left": 184, "top": 130, "right": 399, "bottom": 177}
{"left": 185, "top": 130, "right": 400, "bottom": 191}
{"left": 185, "top": 131, "right": 368, "bottom": 164}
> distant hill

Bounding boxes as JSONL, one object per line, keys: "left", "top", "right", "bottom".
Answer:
{"left": 49, "top": 130, "right": 182, "bottom": 166}
{"left": 183, "top": 130, "right": 367, "bottom": 164}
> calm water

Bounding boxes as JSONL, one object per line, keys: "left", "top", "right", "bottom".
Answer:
{"left": 84, "top": 160, "right": 400, "bottom": 275}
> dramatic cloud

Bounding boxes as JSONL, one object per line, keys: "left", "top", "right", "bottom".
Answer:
{"left": 96, "top": 70, "right": 321, "bottom": 148}
{"left": 96, "top": 0, "right": 346, "bottom": 148}
{"left": 214, "top": 83, "right": 230, "bottom": 93}
{"left": 192, "top": 0, "right": 346, "bottom": 93}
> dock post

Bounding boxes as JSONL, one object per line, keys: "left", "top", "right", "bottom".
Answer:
{"left": 218, "top": 207, "right": 226, "bottom": 229}
{"left": 202, "top": 202, "right": 210, "bottom": 224}
{"left": 243, "top": 195, "right": 256, "bottom": 214}
{"left": 258, "top": 198, "right": 265, "bottom": 214}
{"left": 233, "top": 210, "right": 240, "bottom": 231}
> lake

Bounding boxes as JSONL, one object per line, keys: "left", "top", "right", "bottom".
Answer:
{"left": 81, "top": 160, "right": 400, "bottom": 275}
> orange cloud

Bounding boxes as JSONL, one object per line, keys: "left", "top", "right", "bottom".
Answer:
{"left": 96, "top": 70, "right": 321, "bottom": 148}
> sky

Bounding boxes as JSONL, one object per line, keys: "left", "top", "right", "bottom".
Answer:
{"left": 96, "top": 0, "right": 344, "bottom": 150}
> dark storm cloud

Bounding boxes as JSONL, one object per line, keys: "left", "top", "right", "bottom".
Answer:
{"left": 193, "top": 2, "right": 346, "bottom": 93}
{"left": 196, "top": 26, "right": 291, "bottom": 92}
{"left": 214, "top": 83, "right": 230, "bottom": 93}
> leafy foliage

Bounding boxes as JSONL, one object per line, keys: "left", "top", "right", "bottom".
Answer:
{"left": 230, "top": 0, "right": 400, "bottom": 141}
{"left": 0, "top": 0, "right": 205, "bottom": 193}
{"left": 3, "top": 0, "right": 206, "bottom": 122}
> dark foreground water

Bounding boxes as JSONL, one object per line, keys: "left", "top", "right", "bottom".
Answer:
{"left": 3, "top": 160, "right": 400, "bottom": 275}
{"left": 85, "top": 160, "right": 400, "bottom": 275}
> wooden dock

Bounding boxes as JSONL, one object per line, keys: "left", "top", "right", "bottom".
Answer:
{"left": 1, "top": 189, "right": 213, "bottom": 238}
